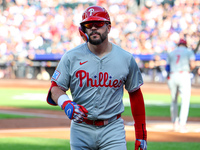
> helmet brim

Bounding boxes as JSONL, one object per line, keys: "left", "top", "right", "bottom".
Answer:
{"left": 80, "top": 16, "right": 110, "bottom": 24}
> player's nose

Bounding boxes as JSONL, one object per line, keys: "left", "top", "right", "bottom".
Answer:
{"left": 91, "top": 25, "right": 98, "bottom": 30}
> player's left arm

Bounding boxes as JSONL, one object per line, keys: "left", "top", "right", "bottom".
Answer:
{"left": 129, "top": 88, "right": 147, "bottom": 150}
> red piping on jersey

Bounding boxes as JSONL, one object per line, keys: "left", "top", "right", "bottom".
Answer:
{"left": 129, "top": 88, "right": 147, "bottom": 141}
{"left": 51, "top": 81, "right": 58, "bottom": 87}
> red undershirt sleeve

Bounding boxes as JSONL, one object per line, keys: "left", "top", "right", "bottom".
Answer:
{"left": 129, "top": 88, "right": 147, "bottom": 141}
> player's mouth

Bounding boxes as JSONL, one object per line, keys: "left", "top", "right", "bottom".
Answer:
{"left": 91, "top": 34, "right": 98, "bottom": 36}
{"left": 90, "top": 32, "right": 100, "bottom": 36}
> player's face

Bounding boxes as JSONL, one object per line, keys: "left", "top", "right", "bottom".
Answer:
{"left": 84, "top": 21, "right": 110, "bottom": 45}
{"left": 88, "top": 28, "right": 108, "bottom": 45}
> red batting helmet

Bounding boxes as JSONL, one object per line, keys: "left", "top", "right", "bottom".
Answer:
{"left": 80, "top": 6, "right": 111, "bottom": 25}
{"left": 178, "top": 39, "right": 187, "bottom": 47}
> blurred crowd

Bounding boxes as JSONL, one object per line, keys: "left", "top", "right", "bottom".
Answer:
{"left": 0, "top": 0, "right": 200, "bottom": 80}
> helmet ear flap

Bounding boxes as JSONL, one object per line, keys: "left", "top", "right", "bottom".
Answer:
{"left": 79, "top": 26, "right": 89, "bottom": 42}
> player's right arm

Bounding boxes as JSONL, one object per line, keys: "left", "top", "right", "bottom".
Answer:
{"left": 46, "top": 51, "right": 88, "bottom": 122}
{"left": 47, "top": 81, "right": 88, "bottom": 123}
{"left": 50, "top": 85, "right": 66, "bottom": 105}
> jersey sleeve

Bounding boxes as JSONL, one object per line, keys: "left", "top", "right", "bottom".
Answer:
{"left": 51, "top": 53, "right": 70, "bottom": 91}
{"left": 46, "top": 53, "right": 70, "bottom": 106}
{"left": 125, "top": 56, "right": 143, "bottom": 92}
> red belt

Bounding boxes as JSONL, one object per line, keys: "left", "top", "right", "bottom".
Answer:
{"left": 83, "top": 114, "right": 121, "bottom": 126}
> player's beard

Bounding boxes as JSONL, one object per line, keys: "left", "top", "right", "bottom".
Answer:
{"left": 88, "top": 29, "right": 107, "bottom": 45}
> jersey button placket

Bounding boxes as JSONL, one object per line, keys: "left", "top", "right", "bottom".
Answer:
{"left": 93, "top": 59, "right": 101, "bottom": 118}
{"left": 97, "top": 60, "right": 103, "bottom": 110}
{"left": 100, "top": 60, "right": 103, "bottom": 69}
{"left": 95, "top": 60, "right": 103, "bottom": 117}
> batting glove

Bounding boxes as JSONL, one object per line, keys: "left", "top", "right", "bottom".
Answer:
{"left": 135, "top": 139, "right": 147, "bottom": 150}
{"left": 62, "top": 101, "right": 88, "bottom": 123}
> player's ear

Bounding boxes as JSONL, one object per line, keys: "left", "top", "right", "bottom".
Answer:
{"left": 79, "top": 26, "right": 89, "bottom": 42}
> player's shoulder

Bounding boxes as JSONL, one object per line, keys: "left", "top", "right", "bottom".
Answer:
{"left": 187, "top": 48, "right": 194, "bottom": 53}
{"left": 177, "top": 46, "right": 194, "bottom": 54}
{"left": 112, "top": 43, "right": 133, "bottom": 57}
{"left": 169, "top": 46, "right": 184, "bottom": 54}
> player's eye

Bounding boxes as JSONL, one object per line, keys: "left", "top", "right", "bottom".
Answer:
{"left": 84, "top": 21, "right": 106, "bottom": 29}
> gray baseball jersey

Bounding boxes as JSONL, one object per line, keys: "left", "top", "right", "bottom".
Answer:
{"left": 51, "top": 42, "right": 143, "bottom": 120}
{"left": 166, "top": 46, "right": 195, "bottom": 72}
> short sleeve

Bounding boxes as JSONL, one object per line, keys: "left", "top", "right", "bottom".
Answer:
{"left": 51, "top": 53, "right": 70, "bottom": 91}
{"left": 125, "top": 56, "right": 143, "bottom": 92}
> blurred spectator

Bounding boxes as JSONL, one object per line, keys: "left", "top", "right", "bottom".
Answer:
{"left": 36, "top": 67, "right": 50, "bottom": 80}
{"left": 0, "top": 0, "right": 199, "bottom": 80}
{"left": 0, "top": 0, "right": 199, "bottom": 55}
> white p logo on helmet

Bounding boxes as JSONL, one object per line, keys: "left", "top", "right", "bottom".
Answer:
{"left": 88, "top": 8, "right": 94, "bottom": 16}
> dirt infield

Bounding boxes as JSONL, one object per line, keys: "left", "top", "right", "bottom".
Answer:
{"left": 0, "top": 79, "right": 200, "bottom": 142}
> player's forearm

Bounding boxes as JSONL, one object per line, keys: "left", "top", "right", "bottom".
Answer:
{"left": 51, "top": 86, "right": 66, "bottom": 104}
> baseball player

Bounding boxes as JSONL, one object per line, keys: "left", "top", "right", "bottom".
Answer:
{"left": 47, "top": 6, "right": 147, "bottom": 150}
{"left": 166, "top": 39, "right": 196, "bottom": 133}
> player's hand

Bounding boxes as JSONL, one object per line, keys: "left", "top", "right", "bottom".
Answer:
{"left": 62, "top": 101, "right": 88, "bottom": 123}
{"left": 135, "top": 139, "right": 147, "bottom": 150}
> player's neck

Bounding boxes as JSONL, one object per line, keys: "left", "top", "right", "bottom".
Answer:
{"left": 87, "top": 41, "right": 112, "bottom": 58}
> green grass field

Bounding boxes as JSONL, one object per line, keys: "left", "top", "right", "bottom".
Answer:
{"left": 0, "top": 137, "right": 199, "bottom": 150}
{"left": 0, "top": 88, "right": 200, "bottom": 118}
{"left": 0, "top": 88, "right": 199, "bottom": 150}
{"left": 0, "top": 113, "right": 36, "bottom": 119}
